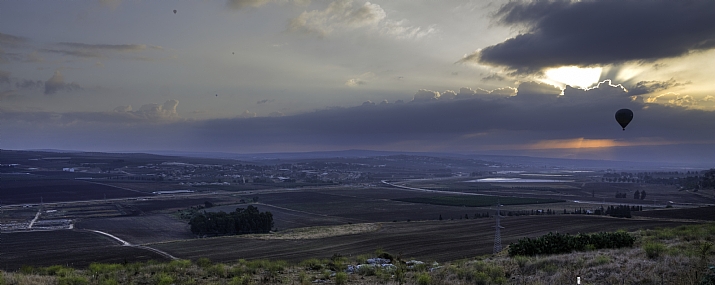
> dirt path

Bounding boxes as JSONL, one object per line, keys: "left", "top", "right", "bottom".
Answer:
{"left": 27, "top": 208, "right": 41, "bottom": 229}
{"left": 83, "top": 229, "right": 178, "bottom": 260}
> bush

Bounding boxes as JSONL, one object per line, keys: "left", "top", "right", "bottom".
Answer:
{"left": 298, "top": 271, "right": 311, "bottom": 285}
{"left": 508, "top": 231, "right": 635, "bottom": 256}
{"left": 356, "top": 265, "right": 377, "bottom": 276}
{"left": 197, "top": 257, "right": 212, "bottom": 268}
{"left": 229, "top": 275, "right": 253, "bottom": 285}
{"left": 99, "top": 278, "right": 119, "bottom": 285}
{"left": 335, "top": 272, "right": 348, "bottom": 285}
{"left": 58, "top": 276, "right": 89, "bottom": 285}
{"left": 643, "top": 241, "right": 667, "bottom": 259}
{"left": 300, "top": 258, "right": 324, "bottom": 271}
{"left": 416, "top": 272, "right": 432, "bottom": 285}
{"left": 156, "top": 273, "right": 174, "bottom": 285}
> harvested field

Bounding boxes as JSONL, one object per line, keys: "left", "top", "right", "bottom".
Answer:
{"left": 0, "top": 179, "right": 150, "bottom": 204}
{"left": 250, "top": 191, "right": 504, "bottom": 225}
{"left": 206, "top": 203, "right": 350, "bottom": 230}
{"left": 130, "top": 197, "right": 227, "bottom": 213}
{"left": 240, "top": 223, "right": 380, "bottom": 240}
{"left": 0, "top": 230, "right": 168, "bottom": 270}
{"left": 75, "top": 214, "right": 193, "bottom": 244}
{"left": 394, "top": 195, "right": 563, "bottom": 207}
{"left": 633, "top": 206, "right": 715, "bottom": 221}
{"left": 151, "top": 215, "right": 693, "bottom": 263}
{"left": 98, "top": 181, "right": 191, "bottom": 192}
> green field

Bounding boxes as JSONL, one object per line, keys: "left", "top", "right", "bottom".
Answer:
{"left": 394, "top": 195, "right": 564, "bottom": 207}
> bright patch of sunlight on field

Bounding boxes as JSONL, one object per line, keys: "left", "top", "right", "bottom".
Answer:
{"left": 240, "top": 223, "right": 381, "bottom": 240}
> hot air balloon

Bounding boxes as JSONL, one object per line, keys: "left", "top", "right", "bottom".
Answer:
{"left": 173, "top": 9, "right": 177, "bottom": 14}
{"left": 615, "top": 109, "right": 633, "bottom": 130}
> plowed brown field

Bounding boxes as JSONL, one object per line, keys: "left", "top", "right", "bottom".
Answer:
{"left": 152, "top": 215, "right": 692, "bottom": 263}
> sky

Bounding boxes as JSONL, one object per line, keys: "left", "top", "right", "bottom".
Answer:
{"left": 1, "top": 0, "right": 714, "bottom": 165}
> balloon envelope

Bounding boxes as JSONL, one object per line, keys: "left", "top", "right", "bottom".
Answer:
{"left": 173, "top": 9, "right": 177, "bottom": 14}
{"left": 615, "top": 109, "right": 633, "bottom": 130}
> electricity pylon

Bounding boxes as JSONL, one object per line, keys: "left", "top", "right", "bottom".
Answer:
{"left": 493, "top": 200, "right": 505, "bottom": 254}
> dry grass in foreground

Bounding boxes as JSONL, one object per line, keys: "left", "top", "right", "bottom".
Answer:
{"left": 1, "top": 224, "right": 714, "bottom": 285}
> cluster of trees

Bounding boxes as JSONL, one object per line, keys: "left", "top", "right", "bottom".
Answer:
{"left": 567, "top": 205, "right": 641, "bottom": 217}
{"left": 615, "top": 190, "right": 647, "bottom": 199}
{"left": 506, "top": 209, "right": 558, "bottom": 216}
{"left": 633, "top": 190, "right": 647, "bottom": 199}
{"left": 602, "top": 169, "right": 715, "bottom": 189}
{"left": 604, "top": 205, "right": 636, "bottom": 218}
{"left": 177, "top": 201, "right": 215, "bottom": 220}
{"left": 189, "top": 205, "right": 273, "bottom": 236}
{"left": 439, "top": 212, "right": 490, "bottom": 220}
{"left": 508, "top": 231, "right": 635, "bottom": 256}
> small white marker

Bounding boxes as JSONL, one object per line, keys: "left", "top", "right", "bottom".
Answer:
{"left": 577, "top": 276, "right": 581, "bottom": 284}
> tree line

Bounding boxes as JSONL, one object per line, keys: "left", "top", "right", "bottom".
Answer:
{"left": 188, "top": 205, "right": 273, "bottom": 236}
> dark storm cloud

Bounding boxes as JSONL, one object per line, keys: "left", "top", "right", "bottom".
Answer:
{"left": 3, "top": 81, "right": 713, "bottom": 161}
{"left": 44, "top": 71, "right": 81, "bottom": 95}
{"left": 0, "top": 32, "right": 27, "bottom": 47}
{"left": 466, "top": 0, "right": 715, "bottom": 73}
{"left": 512, "top": 81, "right": 561, "bottom": 102}
{"left": 15, "top": 79, "right": 44, "bottom": 90}
{"left": 629, "top": 79, "right": 689, "bottom": 95}
{"left": 0, "top": 70, "right": 10, "bottom": 85}
{"left": 190, "top": 81, "right": 713, "bottom": 151}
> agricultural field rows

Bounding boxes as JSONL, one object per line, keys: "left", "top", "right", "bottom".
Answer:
{"left": 151, "top": 215, "right": 691, "bottom": 264}
{"left": 0, "top": 230, "right": 168, "bottom": 270}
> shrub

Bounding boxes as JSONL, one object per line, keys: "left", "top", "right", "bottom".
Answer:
{"left": 156, "top": 273, "right": 174, "bottom": 285}
{"left": 19, "top": 265, "right": 34, "bottom": 274}
{"left": 58, "top": 276, "right": 89, "bottom": 285}
{"left": 508, "top": 231, "right": 635, "bottom": 256}
{"left": 356, "top": 265, "right": 377, "bottom": 276}
{"left": 99, "top": 278, "right": 119, "bottom": 285}
{"left": 591, "top": 255, "right": 611, "bottom": 266}
{"left": 643, "top": 241, "right": 667, "bottom": 259}
{"left": 229, "top": 275, "right": 253, "bottom": 285}
{"left": 416, "top": 272, "right": 432, "bottom": 285}
{"left": 300, "top": 258, "right": 324, "bottom": 271}
{"left": 334, "top": 272, "right": 348, "bottom": 285}
{"left": 298, "top": 271, "right": 311, "bottom": 285}
{"left": 473, "top": 272, "right": 489, "bottom": 285}
{"left": 196, "top": 257, "right": 212, "bottom": 268}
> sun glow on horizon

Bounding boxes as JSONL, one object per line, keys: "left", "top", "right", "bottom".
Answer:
{"left": 544, "top": 66, "right": 602, "bottom": 89}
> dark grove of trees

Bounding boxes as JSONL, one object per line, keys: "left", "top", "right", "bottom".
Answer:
{"left": 189, "top": 205, "right": 273, "bottom": 236}
{"left": 601, "top": 169, "right": 715, "bottom": 189}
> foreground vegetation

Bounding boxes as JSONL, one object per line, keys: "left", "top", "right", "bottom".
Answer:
{"left": 2, "top": 224, "right": 714, "bottom": 285}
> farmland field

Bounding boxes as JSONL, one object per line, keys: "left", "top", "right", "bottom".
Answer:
{"left": 0, "top": 230, "right": 169, "bottom": 270}
{"left": 394, "top": 195, "right": 564, "bottom": 207}
{"left": 151, "top": 215, "right": 692, "bottom": 263}
{"left": 632, "top": 206, "right": 715, "bottom": 221}
{"left": 0, "top": 179, "right": 150, "bottom": 204}
{"left": 75, "top": 214, "right": 193, "bottom": 244}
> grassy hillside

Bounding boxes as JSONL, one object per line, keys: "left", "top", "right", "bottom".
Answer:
{"left": 2, "top": 223, "right": 713, "bottom": 285}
